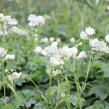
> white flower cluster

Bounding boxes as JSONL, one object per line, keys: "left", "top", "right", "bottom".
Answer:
{"left": 8, "top": 72, "right": 22, "bottom": 81}
{"left": 80, "top": 26, "right": 95, "bottom": 40}
{"left": 11, "top": 26, "right": 27, "bottom": 35}
{"left": 27, "top": 14, "right": 45, "bottom": 27}
{"left": 0, "top": 46, "right": 15, "bottom": 60}
{"left": 0, "top": 13, "right": 18, "bottom": 26}
{"left": 90, "top": 38, "right": 109, "bottom": 53}
{"left": 34, "top": 41, "right": 87, "bottom": 66}
{"left": 79, "top": 26, "right": 109, "bottom": 54}
{"left": 0, "top": 13, "right": 18, "bottom": 36}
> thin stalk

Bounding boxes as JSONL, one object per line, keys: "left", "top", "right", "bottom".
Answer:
{"left": 73, "top": 58, "right": 82, "bottom": 109}
{"left": 28, "top": 78, "right": 48, "bottom": 103}
{"left": 82, "top": 53, "right": 92, "bottom": 91}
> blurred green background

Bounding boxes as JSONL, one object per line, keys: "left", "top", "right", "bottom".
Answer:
{"left": 1, "top": 0, "right": 109, "bottom": 41}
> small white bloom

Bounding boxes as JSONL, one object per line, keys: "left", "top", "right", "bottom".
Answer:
{"left": 70, "top": 37, "right": 75, "bottom": 43}
{"left": 0, "top": 47, "right": 7, "bottom": 57}
{"left": 49, "top": 56, "right": 64, "bottom": 66}
{"left": 27, "top": 14, "right": 45, "bottom": 26}
{"left": 35, "top": 16, "right": 45, "bottom": 25}
{"left": 80, "top": 31, "right": 88, "bottom": 40}
{"left": 27, "top": 14, "right": 37, "bottom": 22}
{"left": 28, "top": 22, "right": 36, "bottom": 27}
{"left": 34, "top": 46, "right": 42, "bottom": 54}
{"left": 89, "top": 38, "right": 109, "bottom": 53}
{"left": 7, "top": 18, "right": 18, "bottom": 25}
{"left": 85, "top": 27, "right": 95, "bottom": 36}
{"left": 77, "top": 51, "right": 87, "bottom": 59}
{"left": 105, "top": 34, "right": 109, "bottom": 43}
{"left": 5, "top": 54, "right": 15, "bottom": 60}
{"left": 60, "top": 46, "right": 78, "bottom": 59}
{"left": 51, "top": 41, "right": 58, "bottom": 47}
{"left": 71, "top": 47, "right": 78, "bottom": 57}
{"left": 52, "top": 69, "right": 61, "bottom": 76}
{"left": 50, "top": 37, "right": 55, "bottom": 42}
{"left": 8, "top": 72, "right": 22, "bottom": 81}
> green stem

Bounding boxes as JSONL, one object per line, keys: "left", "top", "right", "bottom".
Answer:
{"left": 73, "top": 58, "right": 82, "bottom": 109}
{"left": 28, "top": 78, "right": 48, "bottom": 103}
{"left": 82, "top": 53, "right": 92, "bottom": 91}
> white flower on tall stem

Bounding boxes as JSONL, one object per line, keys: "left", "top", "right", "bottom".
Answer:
{"left": 89, "top": 38, "right": 109, "bottom": 53}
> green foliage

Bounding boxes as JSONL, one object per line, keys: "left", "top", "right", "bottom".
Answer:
{"left": 0, "top": 0, "right": 109, "bottom": 109}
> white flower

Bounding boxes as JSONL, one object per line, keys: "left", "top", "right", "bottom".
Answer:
{"left": 52, "top": 70, "right": 61, "bottom": 76}
{"left": 77, "top": 51, "right": 87, "bottom": 59}
{"left": 0, "top": 47, "right": 7, "bottom": 57}
{"left": 105, "top": 34, "right": 109, "bottom": 43}
{"left": 3, "top": 15, "right": 11, "bottom": 21}
{"left": 35, "top": 16, "right": 45, "bottom": 25}
{"left": 70, "top": 37, "right": 75, "bottom": 43}
{"left": 27, "top": 14, "right": 37, "bottom": 22}
{"left": 85, "top": 27, "right": 95, "bottom": 36}
{"left": 60, "top": 46, "right": 78, "bottom": 59}
{"left": 71, "top": 47, "right": 78, "bottom": 56}
{"left": 50, "top": 37, "right": 55, "bottom": 42}
{"left": 28, "top": 22, "right": 37, "bottom": 27}
{"left": 27, "top": 14, "right": 45, "bottom": 27}
{"left": 8, "top": 72, "right": 22, "bottom": 81}
{"left": 7, "top": 18, "right": 18, "bottom": 25}
{"left": 49, "top": 56, "right": 64, "bottom": 66}
{"left": 80, "top": 31, "right": 88, "bottom": 40}
{"left": 5, "top": 54, "right": 15, "bottom": 60}
{"left": 51, "top": 41, "right": 58, "bottom": 47}
{"left": 89, "top": 38, "right": 109, "bottom": 53}
{"left": 34, "top": 46, "right": 42, "bottom": 54}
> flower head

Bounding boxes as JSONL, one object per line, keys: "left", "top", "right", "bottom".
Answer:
{"left": 85, "top": 27, "right": 95, "bottom": 36}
